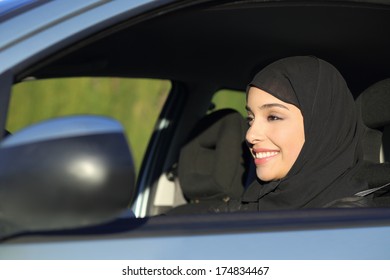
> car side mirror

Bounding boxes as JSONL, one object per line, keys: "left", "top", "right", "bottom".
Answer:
{"left": 0, "top": 116, "right": 135, "bottom": 238}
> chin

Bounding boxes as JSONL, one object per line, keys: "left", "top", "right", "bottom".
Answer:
{"left": 256, "top": 172, "right": 274, "bottom": 182}
{"left": 256, "top": 169, "right": 285, "bottom": 182}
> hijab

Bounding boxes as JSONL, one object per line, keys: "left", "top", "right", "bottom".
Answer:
{"left": 241, "top": 56, "right": 367, "bottom": 210}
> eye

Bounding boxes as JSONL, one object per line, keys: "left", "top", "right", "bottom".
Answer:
{"left": 267, "top": 115, "right": 282, "bottom": 121}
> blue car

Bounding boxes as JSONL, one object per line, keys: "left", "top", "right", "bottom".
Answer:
{"left": 1, "top": 0, "right": 390, "bottom": 260}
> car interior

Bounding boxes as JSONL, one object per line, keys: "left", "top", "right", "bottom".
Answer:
{"left": 7, "top": 1, "right": 390, "bottom": 218}
{"left": 357, "top": 79, "right": 390, "bottom": 164}
{"left": 165, "top": 108, "right": 252, "bottom": 215}
{"left": 354, "top": 79, "right": 390, "bottom": 198}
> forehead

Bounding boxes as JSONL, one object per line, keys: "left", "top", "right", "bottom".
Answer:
{"left": 247, "top": 87, "right": 291, "bottom": 107}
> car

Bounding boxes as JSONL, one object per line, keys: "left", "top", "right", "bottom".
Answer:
{"left": 1, "top": 0, "right": 390, "bottom": 261}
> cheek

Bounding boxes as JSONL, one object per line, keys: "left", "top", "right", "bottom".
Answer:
{"left": 287, "top": 127, "right": 305, "bottom": 163}
{"left": 274, "top": 124, "right": 305, "bottom": 162}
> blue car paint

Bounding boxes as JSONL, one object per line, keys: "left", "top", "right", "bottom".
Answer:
{"left": 0, "top": 0, "right": 39, "bottom": 17}
{"left": 0, "top": 0, "right": 155, "bottom": 75}
{"left": 1, "top": 226, "right": 389, "bottom": 260}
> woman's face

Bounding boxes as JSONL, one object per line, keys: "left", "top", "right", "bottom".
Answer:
{"left": 246, "top": 87, "right": 305, "bottom": 182}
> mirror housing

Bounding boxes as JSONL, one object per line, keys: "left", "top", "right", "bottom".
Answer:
{"left": 0, "top": 116, "right": 135, "bottom": 238}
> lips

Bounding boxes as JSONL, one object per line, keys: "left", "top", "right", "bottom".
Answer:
{"left": 252, "top": 148, "right": 280, "bottom": 164}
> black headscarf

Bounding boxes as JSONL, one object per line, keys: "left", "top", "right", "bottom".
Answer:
{"left": 241, "top": 56, "right": 367, "bottom": 210}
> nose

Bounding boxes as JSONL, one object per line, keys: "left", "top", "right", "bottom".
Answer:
{"left": 246, "top": 122, "right": 265, "bottom": 145}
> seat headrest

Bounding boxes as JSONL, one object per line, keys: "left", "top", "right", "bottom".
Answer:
{"left": 356, "top": 78, "right": 390, "bottom": 129}
{"left": 178, "top": 109, "right": 249, "bottom": 202}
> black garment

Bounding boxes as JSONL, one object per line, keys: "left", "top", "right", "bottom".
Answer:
{"left": 241, "top": 56, "right": 368, "bottom": 210}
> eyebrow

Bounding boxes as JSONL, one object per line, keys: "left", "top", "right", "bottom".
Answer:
{"left": 246, "top": 103, "right": 290, "bottom": 112}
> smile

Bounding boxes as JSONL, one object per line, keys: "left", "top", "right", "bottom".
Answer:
{"left": 252, "top": 149, "right": 280, "bottom": 165}
{"left": 255, "top": 151, "right": 279, "bottom": 159}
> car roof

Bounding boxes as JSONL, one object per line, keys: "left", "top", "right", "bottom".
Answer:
{"left": 16, "top": 0, "right": 390, "bottom": 96}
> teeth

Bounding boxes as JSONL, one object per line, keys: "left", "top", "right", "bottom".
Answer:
{"left": 255, "top": 151, "right": 279, "bottom": 159}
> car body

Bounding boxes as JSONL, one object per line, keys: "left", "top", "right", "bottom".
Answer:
{"left": 1, "top": 0, "right": 390, "bottom": 259}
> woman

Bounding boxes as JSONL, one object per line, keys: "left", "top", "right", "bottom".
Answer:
{"left": 241, "top": 56, "right": 368, "bottom": 210}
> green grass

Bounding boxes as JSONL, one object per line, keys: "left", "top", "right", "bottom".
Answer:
{"left": 8, "top": 78, "right": 170, "bottom": 172}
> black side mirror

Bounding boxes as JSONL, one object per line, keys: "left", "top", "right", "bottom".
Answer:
{"left": 0, "top": 116, "right": 135, "bottom": 238}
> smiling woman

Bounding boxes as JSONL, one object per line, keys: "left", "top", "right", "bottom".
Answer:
{"left": 239, "top": 56, "right": 368, "bottom": 211}
{"left": 246, "top": 87, "right": 305, "bottom": 182}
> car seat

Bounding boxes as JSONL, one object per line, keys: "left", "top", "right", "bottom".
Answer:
{"left": 355, "top": 78, "right": 390, "bottom": 188}
{"left": 356, "top": 78, "right": 390, "bottom": 163}
{"left": 168, "top": 108, "right": 252, "bottom": 214}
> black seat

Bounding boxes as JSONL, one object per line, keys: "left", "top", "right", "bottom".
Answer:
{"left": 356, "top": 78, "right": 390, "bottom": 163}
{"left": 355, "top": 79, "right": 390, "bottom": 193}
{"left": 168, "top": 109, "right": 251, "bottom": 214}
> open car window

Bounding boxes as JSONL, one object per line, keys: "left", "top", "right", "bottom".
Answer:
{"left": 8, "top": 77, "right": 170, "bottom": 173}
